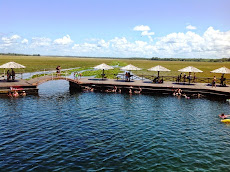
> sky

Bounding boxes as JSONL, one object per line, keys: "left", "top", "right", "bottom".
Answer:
{"left": 0, "top": 0, "right": 230, "bottom": 58}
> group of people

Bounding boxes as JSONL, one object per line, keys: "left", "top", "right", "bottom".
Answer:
{"left": 129, "top": 86, "right": 142, "bottom": 94}
{"left": 105, "top": 86, "right": 121, "bottom": 93}
{"left": 74, "top": 72, "right": 82, "bottom": 80}
{"left": 212, "top": 74, "right": 226, "bottom": 88}
{"left": 153, "top": 76, "right": 163, "bottom": 83}
{"left": 173, "top": 88, "right": 183, "bottom": 96}
{"left": 82, "top": 85, "right": 142, "bottom": 95}
{"left": 125, "top": 72, "right": 132, "bottom": 82}
{"left": 173, "top": 88, "right": 203, "bottom": 99}
{"left": 7, "top": 68, "right": 16, "bottom": 81}
{"left": 176, "top": 73, "right": 196, "bottom": 83}
{"left": 8, "top": 90, "right": 26, "bottom": 97}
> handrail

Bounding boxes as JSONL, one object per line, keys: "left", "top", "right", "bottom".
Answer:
{"left": 115, "top": 74, "right": 230, "bottom": 84}
{"left": 2, "top": 69, "right": 229, "bottom": 85}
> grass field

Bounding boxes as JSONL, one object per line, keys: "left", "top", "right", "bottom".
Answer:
{"left": 0, "top": 55, "right": 230, "bottom": 78}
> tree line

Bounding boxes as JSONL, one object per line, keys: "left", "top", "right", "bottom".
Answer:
{"left": 150, "top": 57, "right": 230, "bottom": 62}
{"left": 0, "top": 53, "right": 40, "bottom": 56}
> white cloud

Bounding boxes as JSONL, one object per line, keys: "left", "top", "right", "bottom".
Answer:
{"left": 21, "top": 39, "right": 28, "bottom": 44}
{"left": 53, "top": 35, "right": 73, "bottom": 45}
{"left": 1, "top": 27, "right": 230, "bottom": 58}
{"left": 1, "top": 34, "right": 21, "bottom": 45}
{"left": 141, "top": 31, "right": 155, "bottom": 36}
{"left": 97, "top": 39, "right": 110, "bottom": 48}
{"left": 134, "top": 25, "right": 154, "bottom": 42}
{"left": 30, "top": 37, "right": 52, "bottom": 47}
{"left": 71, "top": 37, "right": 154, "bottom": 57}
{"left": 133, "top": 25, "right": 150, "bottom": 31}
{"left": 186, "top": 25, "right": 197, "bottom": 30}
{"left": 72, "top": 43, "right": 99, "bottom": 53}
{"left": 11, "top": 35, "right": 21, "bottom": 40}
{"left": 154, "top": 27, "right": 230, "bottom": 58}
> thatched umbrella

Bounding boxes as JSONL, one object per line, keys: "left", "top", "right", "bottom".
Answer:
{"left": 148, "top": 65, "right": 171, "bottom": 78}
{"left": 0, "top": 62, "right": 26, "bottom": 79}
{"left": 210, "top": 66, "right": 230, "bottom": 76}
{"left": 211, "top": 67, "right": 230, "bottom": 86}
{"left": 93, "top": 63, "right": 114, "bottom": 80}
{"left": 178, "top": 66, "right": 203, "bottom": 84}
{"left": 120, "top": 64, "right": 141, "bottom": 81}
{"left": 120, "top": 64, "right": 141, "bottom": 71}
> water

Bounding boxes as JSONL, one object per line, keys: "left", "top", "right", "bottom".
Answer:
{"left": 0, "top": 80, "right": 230, "bottom": 171}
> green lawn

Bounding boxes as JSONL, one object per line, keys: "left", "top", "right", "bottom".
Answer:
{"left": 0, "top": 55, "right": 229, "bottom": 78}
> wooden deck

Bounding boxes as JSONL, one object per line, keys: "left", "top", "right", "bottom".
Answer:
{"left": 74, "top": 77, "right": 230, "bottom": 98}
{"left": 1, "top": 76, "right": 230, "bottom": 98}
{"left": 0, "top": 76, "right": 79, "bottom": 94}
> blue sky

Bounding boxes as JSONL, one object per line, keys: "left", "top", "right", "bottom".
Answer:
{"left": 0, "top": 0, "right": 230, "bottom": 58}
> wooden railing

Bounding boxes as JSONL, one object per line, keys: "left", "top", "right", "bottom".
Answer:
{"left": 115, "top": 74, "right": 230, "bottom": 85}
{"left": 0, "top": 72, "right": 24, "bottom": 79}
{"left": 140, "top": 75, "right": 230, "bottom": 85}
{"left": 1, "top": 70, "right": 230, "bottom": 85}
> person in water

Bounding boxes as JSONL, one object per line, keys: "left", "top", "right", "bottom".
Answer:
{"left": 20, "top": 91, "right": 26, "bottom": 96}
{"left": 13, "top": 90, "right": 19, "bottom": 97}
{"left": 219, "top": 113, "right": 230, "bottom": 119}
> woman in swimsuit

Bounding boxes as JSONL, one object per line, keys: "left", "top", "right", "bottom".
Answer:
{"left": 219, "top": 113, "right": 230, "bottom": 119}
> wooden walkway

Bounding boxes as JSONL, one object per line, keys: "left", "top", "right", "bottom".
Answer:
{"left": 75, "top": 77, "right": 230, "bottom": 98}
{"left": 1, "top": 76, "right": 230, "bottom": 98}
{"left": 78, "top": 78, "right": 226, "bottom": 90}
{"left": 0, "top": 76, "right": 79, "bottom": 94}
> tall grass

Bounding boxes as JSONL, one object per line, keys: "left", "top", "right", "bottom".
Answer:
{"left": 0, "top": 55, "right": 229, "bottom": 78}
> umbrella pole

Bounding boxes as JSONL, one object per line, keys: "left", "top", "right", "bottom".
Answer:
{"left": 102, "top": 69, "right": 104, "bottom": 80}
{"left": 158, "top": 71, "right": 159, "bottom": 78}
{"left": 4, "top": 69, "right": 5, "bottom": 80}
{"left": 189, "top": 72, "right": 191, "bottom": 84}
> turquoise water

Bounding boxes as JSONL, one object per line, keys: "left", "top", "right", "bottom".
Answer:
{"left": 0, "top": 80, "right": 230, "bottom": 171}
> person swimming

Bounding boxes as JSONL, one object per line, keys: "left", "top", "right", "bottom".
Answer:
{"left": 219, "top": 113, "right": 230, "bottom": 119}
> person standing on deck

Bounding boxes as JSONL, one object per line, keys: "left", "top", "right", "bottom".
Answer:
{"left": 56, "top": 66, "right": 61, "bottom": 76}
{"left": 179, "top": 73, "right": 182, "bottom": 82}
{"left": 212, "top": 76, "right": 216, "bottom": 88}
{"left": 125, "top": 72, "right": 128, "bottom": 81}
{"left": 183, "top": 73, "right": 186, "bottom": 83}
{"left": 7, "top": 70, "right": 11, "bottom": 81}
{"left": 11, "top": 68, "right": 15, "bottom": 81}
{"left": 193, "top": 73, "right": 196, "bottom": 83}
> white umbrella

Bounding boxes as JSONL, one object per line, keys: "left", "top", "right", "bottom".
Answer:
{"left": 178, "top": 66, "right": 203, "bottom": 84}
{"left": 120, "top": 64, "right": 141, "bottom": 81}
{"left": 178, "top": 66, "right": 203, "bottom": 73}
{"left": 148, "top": 65, "right": 170, "bottom": 77}
{"left": 120, "top": 64, "right": 141, "bottom": 71}
{"left": 0, "top": 61, "right": 26, "bottom": 69}
{"left": 0, "top": 61, "right": 26, "bottom": 79}
{"left": 93, "top": 63, "right": 114, "bottom": 79}
{"left": 93, "top": 63, "right": 114, "bottom": 70}
{"left": 210, "top": 66, "right": 230, "bottom": 74}
{"left": 211, "top": 66, "right": 230, "bottom": 86}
